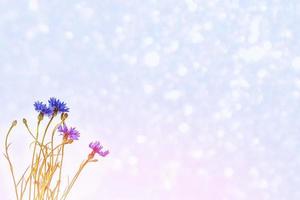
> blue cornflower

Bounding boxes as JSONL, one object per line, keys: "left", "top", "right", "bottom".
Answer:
{"left": 34, "top": 101, "right": 52, "bottom": 115}
{"left": 58, "top": 124, "right": 80, "bottom": 140}
{"left": 48, "top": 97, "right": 69, "bottom": 113}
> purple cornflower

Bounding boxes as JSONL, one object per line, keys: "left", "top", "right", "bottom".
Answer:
{"left": 89, "top": 141, "right": 109, "bottom": 157}
{"left": 34, "top": 101, "right": 52, "bottom": 115}
{"left": 48, "top": 97, "right": 69, "bottom": 114}
{"left": 58, "top": 124, "right": 80, "bottom": 141}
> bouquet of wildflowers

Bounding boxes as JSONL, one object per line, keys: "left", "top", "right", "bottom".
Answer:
{"left": 4, "top": 98, "right": 109, "bottom": 200}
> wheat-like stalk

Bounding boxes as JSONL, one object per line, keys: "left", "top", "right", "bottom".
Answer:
{"left": 3, "top": 97, "right": 109, "bottom": 200}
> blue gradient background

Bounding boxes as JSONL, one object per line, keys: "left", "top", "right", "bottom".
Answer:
{"left": 1, "top": 0, "right": 300, "bottom": 199}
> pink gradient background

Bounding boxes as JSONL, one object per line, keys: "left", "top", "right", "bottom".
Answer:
{"left": 1, "top": 0, "right": 300, "bottom": 199}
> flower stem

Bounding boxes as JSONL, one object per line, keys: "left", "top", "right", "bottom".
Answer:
{"left": 56, "top": 142, "right": 65, "bottom": 199}
{"left": 4, "top": 120, "right": 19, "bottom": 200}
{"left": 34, "top": 115, "right": 54, "bottom": 198}
{"left": 60, "top": 159, "right": 90, "bottom": 200}
{"left": 29, "top": 119, "right": 41, "bottom": 200}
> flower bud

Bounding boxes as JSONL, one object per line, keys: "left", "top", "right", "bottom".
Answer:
{"left": 61, "top": 113, "right": 68, "bottom": 121}
{"left": 12, "top": 120, "right": 17, "bottom": 126}
{"left": 38, "top": 113, "right": 44, "bottom": 121}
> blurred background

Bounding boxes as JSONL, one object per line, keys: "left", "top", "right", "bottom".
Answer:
{"left": 1, "top": 0, "right": 300, "bottom": 199}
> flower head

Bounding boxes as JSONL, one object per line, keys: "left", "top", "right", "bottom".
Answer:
{"left": 48, "top": 97, "right": 69, "bottom": 114}
{"left": 34, "top": 101, "right": 52, "bottom": 115}
{"left": 58, "top": 124, "right": 80, "bottom": 141}
{"left": 89, "top": 141, "right": 109, "bottom": 157}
